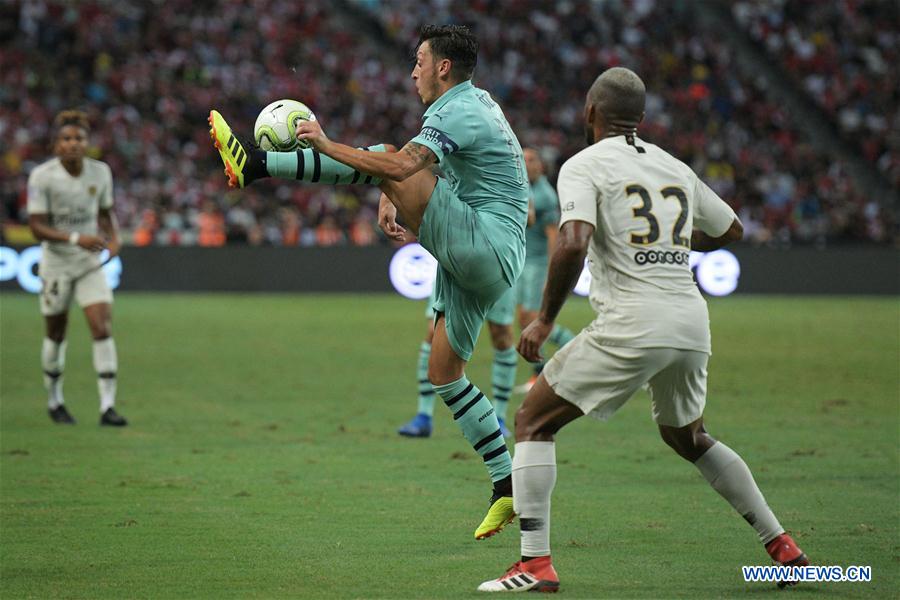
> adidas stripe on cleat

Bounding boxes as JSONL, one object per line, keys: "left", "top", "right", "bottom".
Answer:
{"left": 208, "top": 110, "right": 248, "bottom": 188}
{"left": 477, "top": 557, "right": 559, "bottom": 593}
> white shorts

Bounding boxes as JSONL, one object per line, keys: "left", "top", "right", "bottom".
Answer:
{"left": 39, "top": 265, "right": 113, "bottom": 316}
{"left": 542, "top": 331, "right": 708, "bottom": 427}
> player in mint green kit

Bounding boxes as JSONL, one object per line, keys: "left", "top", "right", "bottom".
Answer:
{"left": 516, "top": 149, "right": 575, "bottom": 390}
{"left": 209, "top": 25, "right": 526, "bottom": 540}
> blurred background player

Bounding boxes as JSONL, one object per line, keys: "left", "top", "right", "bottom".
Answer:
{"left": 515, "top": 148, "right": 575, "bottom": 393}
{"left": 479, "top": 68, "right": 807, "bottom": 593}
{"left": 398, "top": 285, "right": 517, "bottom": 439}
{"left": 26, "top": 110, "right": 127, "bottom": 427}
{"left": 209, "top": 25, "right": 527, "bottom": 539}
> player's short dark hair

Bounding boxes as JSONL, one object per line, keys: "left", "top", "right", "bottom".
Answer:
{"left": 417, "top": 25, "right": 478, "bottom": 82}
{"left": 53, "top": 110, "right": 90, "bottom": 134}
{"left": 588, "top": 68, "right": 645, "bottom": 122}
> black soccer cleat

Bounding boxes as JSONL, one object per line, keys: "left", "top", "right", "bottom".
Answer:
{"left": 100, "top": 407, "right": 128, "bottom": 427}
{"left": 48, "top": 404, "right": 76, "bottom": 424}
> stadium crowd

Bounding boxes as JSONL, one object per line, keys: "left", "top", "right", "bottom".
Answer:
{"left": 361, "top": 0, "right": 894, "bottom": 245}
{"left": 1, "top": 0, "right": 894, "bottom": 247}
{"left": 733, "top": 0, "right": 899, "bottom": 190}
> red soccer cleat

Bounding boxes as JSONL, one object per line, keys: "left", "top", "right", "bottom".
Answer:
{"left": 477, "top": 556, "right": 559, "bottom": 593}
{"left": 765, "top": 533, "right": 809, "bottom": 588}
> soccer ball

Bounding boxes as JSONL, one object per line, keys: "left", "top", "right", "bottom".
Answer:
{"left": 254, "top": 99, "right": 316, "bottom": 151}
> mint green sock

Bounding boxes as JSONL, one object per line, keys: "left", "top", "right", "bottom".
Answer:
{"left": 415, "top": 342, "right": 434, "bottom": 417}
{"left": 491, "top": 347, "right": 517, "bottom": 421}
{"left": 434, "top": 376, "right": 511, "bottom": 482}
{"left": 266, "top": 144, "right": 384, "bottom": 184}
{"left": 549, "top": 324, "right": 575, "bottom": 347}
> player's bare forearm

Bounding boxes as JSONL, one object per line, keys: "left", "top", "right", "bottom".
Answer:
{"left": 29, "top": 214, "right": 105, "bottom": 251}
{"left": 29, "top": 214, "right": 70, "bottom": 243}
{"left": 320, "top": 140, "right": 435, "bottom": 182}
{"left": 537, "top": 220, "right": 594, "bottom": 324}
{"left": 691, "top": 217, "right": 743, "bottom": 252}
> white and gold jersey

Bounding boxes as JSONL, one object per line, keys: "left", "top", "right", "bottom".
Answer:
{"left": 27, "top": 157, "right": 114, "bottom": 273}
{"left": 557, "top": 136, "right": 736, "bottom": 353}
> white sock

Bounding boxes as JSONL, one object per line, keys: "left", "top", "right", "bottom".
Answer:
{"left": 513, "top": 441, "right": 557, "bottom": 558}
{"left": 41, "top": 338, "right": 66, "bottom": 409}
{"left": 92, "top": 338, "right": 118, "bottom": 412}
{"left": 694, "top": 442, "right": 784, "bottom": 544}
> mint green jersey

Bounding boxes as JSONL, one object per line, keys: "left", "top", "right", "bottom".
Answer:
{"left": 411, "top": 81, "right": 529, "bottom": 281}
{"left": 525, "top": 175, "right": 559, "bottom": 262}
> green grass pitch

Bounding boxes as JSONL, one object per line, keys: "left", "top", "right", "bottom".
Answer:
{"left": 1, "top": 292, "right": 897, "bottom": 598}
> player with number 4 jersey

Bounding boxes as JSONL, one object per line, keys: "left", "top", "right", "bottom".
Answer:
{"left": 27, "top": 110, "right": 127, "bottom": 428}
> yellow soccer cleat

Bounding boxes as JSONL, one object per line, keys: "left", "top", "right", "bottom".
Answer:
{"left": 208, "top": 110, "right": 248, "bottom": 188}
{"left": 474, "top": 495, "right": 515, "bottom": 540}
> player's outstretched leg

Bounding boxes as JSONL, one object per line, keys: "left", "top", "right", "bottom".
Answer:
{"left": 659, "top": 418, "right": 808, "bottom": 587}
{"left": 478, "top": 376, "right": 582, "bottom": 592}
{"left": 208, "top": 110, "right": 386, "bottom": 189}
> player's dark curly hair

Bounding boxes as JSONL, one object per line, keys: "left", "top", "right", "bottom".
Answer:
{"left": 53, "top": 109, "right": 90, "bottom": 134}
{"left": 417, "top": 25, "right": 478, "bottom": 82}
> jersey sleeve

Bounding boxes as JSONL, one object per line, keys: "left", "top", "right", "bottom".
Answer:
{"left": 26, "top": 168, "right": 49, "bottom": 215}
{"left": 410, "top": 109, "right": 474, "bottom": 162}
{"left": 556, "top": 155, "right": 598, "bottom": 228}
{"left": 100, "top": 163, "right": 114, "bottom": 209}
{"left": 692, "top": 176, "right": 736, "bottom": 237}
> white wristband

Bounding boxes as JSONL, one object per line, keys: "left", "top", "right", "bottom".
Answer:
{"left": 68, "top": 232, "right": 80, "bottom": 245}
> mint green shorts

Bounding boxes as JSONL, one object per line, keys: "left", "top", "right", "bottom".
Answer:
{"left": 515, "top": 258, "right": 548, "bottom": 312}
{"left": 426, "top": 283, "right": 515, "bottom": 326}
{"left": 418, "top": 178, "right": 520, "bottom": 361}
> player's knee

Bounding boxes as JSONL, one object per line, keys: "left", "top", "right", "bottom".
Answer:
{"left": 514, "top": 405, "right": 555, "bottom": 442}
{"left": 659, "top": 425, "right": 711, "bottom": 462}
{"left": 427, "top": 363, "right": 460, "bottom": 387}
{"left": 45, "top": 315, "right": 68, "bottom": 342}
{"left": 88, "top": 320, "right": 112, "bottom": 340}
{"left": 489, "top": 326, "right": 513, "bottom": 350}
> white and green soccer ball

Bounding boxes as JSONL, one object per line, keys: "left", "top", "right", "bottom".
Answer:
{"left": 254, "top": 99, "right": 316, "bottom": 151}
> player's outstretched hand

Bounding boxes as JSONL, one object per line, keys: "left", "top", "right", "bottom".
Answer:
{"left": 517, "top": 318, "right": 553, "bottom": 363}
{"left": 378, "top": 193, "right": 406, "bottom": 241}
{"left": 296, "top": 119, "right": 328, "bottom": 151}
{"left": 77, "top": 234, "right": 107, "bottom": 253}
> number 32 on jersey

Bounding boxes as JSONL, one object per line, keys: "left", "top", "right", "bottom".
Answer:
{"left": 626, "top": 184, "right": 690, "bottom": 248}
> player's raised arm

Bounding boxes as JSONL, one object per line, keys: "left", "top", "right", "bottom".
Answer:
{"left": 296, "top": 118, "right": 436, "bottom": 182}
{"left": 517, "top": 220, "right": 594, "bottom": 362}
